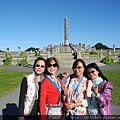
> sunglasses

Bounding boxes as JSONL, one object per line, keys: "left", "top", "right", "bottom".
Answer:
{"left": 47, "top": 63, "right": 57, "bottom": 68}
{"left": 35, "top": 64, "right": 45, "bottom": 68}
{"left": 87, "top": 70, "right": 96, "bottom": 75}
{"left": 74, "top": 66, "right": 83, "bottom": 69}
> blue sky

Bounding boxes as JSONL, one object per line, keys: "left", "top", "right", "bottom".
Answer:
{"left": 0, "top": 0, "right": 120, "bottom": 51}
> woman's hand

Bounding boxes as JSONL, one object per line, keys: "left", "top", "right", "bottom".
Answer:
{"left": 65, "top": 101, "right": 83, "bottom": 110}
{"left": 60, "top": 70, "right": 70, "bottom": 78}
{"left": 66, "top": 103, "right": 75, "bottom": 110}
{"left": 91, "top": 86, "right": 99, "bottom": 96}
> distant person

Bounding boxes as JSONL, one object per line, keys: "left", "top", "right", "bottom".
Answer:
{"left": 86, "top": 63, "right": 113, "bottom": 118}
{"left": 63, "top": 59, "right": 92, "bottom": 119}
{"left": 18, "top": 57, "right": 46, "bottom": 120}
{"left": 39, "top": 57, "right": 69, "bottom": 120}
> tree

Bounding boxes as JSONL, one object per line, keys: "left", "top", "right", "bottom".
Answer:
{"left": 93, "top": 43, "right": 109, "bottom": 49}
{"left": 25, "top": 47, "right": 39, "bottom": 51}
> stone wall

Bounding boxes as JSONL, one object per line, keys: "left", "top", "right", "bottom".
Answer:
{"left": 0, "top": 45, "right": 119, "bottom": 65}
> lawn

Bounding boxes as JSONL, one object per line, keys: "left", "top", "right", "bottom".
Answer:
{"left": 102, "top": 69, "right": 120, "bottom": 106}
{"left": 0, "top": 68, "right": 31, "bottom": 98}
{"left": 0, "top": 68, "right": 120, "bottom": 106}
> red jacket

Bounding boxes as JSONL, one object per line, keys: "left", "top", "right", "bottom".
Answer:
{"left": 39, "top": 77, "right": 62, "bottom": 116}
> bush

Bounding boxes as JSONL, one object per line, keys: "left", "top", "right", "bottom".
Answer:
{"left": 3, "top": 52, "right": 12, "bottom": 66}
{"left": 16, "top": 60, "right": 21, "bottom": 66}
{"left": 90, "top": 50, "right": 98, "bottom": 55}
{"left": 35, "top": 53, "right": 41, "bottom": 56}
{"left": 115, "top": 59, "right": 120, "bottom": 64}
{"left": 101, "top": 57, "right": 114, "bottom": 64}
{"left": 16, "top": 52, "right": 28, "bottom": 66}
{"left": 118, "top": 54, "right": 120, "bottom": 58}
{"left": 22, "top": 58, "right": 28, "bottom": 65}
{"left": 20, "top": 52, "right": 27, "bottom": 57}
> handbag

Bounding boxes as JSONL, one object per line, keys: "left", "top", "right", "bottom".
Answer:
{"left": 46, "top": 104, "right": 61, "bottom": 115}
{"left": 46, "top": 102, "right": 62, "bottom": 119}
{"left": 45, "top": 75, "right": 62, "bottom": 119}
{"left": 46, "top": 96, "right": 62, "bottom": 120}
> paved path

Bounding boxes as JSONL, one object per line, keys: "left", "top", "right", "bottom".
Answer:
{"left": 0, "top": 65, "right": 120, "bottom": 120}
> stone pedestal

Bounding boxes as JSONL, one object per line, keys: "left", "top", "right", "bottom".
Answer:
{"left": 77, "top": 48, "right": 81, "bottom": 59}
{"left": 99, "top": 49, "right": 103, "bottom": 60}
{"left": 18, "top": 47, "right": 20, "bottom": 53}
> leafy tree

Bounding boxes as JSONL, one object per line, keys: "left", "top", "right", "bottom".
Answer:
{"left": 25, "top": 47, "right": 39, "bottom": 51}
{"left": 0, "top": 50, "right": 4, "bottom": 52}
{"left": 93, "top": 43, "right": 109, "bottom": 50}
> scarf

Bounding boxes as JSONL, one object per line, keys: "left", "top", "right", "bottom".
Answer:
{"left": 92, "top": 77, "right": 103, "bottom": 86}
{"left": 87, "top": 77, "right": 103, "bottom": 115}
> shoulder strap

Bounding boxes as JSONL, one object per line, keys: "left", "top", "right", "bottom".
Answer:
{"left": 84, "top": 79, "right": 90, "bottom": 99}
{"left": 45, "top": 76, "right": 61, "bottom": 105}
{"left": 86, "top": 79, "right": 89, "bottom": 89}
{"left": 73, "top": 76, "right": 84, "bottom": 97}
{"left": 45, "top": 75, "right": 61, "bottom": 93}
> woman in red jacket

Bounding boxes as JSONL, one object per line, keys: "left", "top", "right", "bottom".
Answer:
{"left": 39, "top": 57, "right": 68, "bottom": 120}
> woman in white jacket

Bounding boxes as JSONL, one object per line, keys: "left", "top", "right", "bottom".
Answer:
{"left": 18, "top": 57, "right": 46, "bottom": 120}
{"left": 63, "top": 59, "right": 92, "bottom": 119}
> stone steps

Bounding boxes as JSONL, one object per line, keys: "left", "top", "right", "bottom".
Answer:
{"left": 54, "top": 53, "right": 73, "bottom": 59}
{"left": 55, "top": 53, "right": 74, "bottom": 68}
{"left": 54, "top": 53, "right": 105, "bottom": 68}
{"left": 59, "top": 60, "right": 105, "bottom": 68}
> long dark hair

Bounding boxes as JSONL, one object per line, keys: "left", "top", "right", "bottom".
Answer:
{"left": 86, "top": 62, "right": 108, "bottom": 81}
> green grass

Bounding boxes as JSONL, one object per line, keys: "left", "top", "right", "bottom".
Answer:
{"left": 0, "top": 68, "right": 120, "bottom": 106}
{"left": 0, "top": 68, "right": 31, "bottom": 98}
{"left": 102, "top": 69, "right": 120, "bottom": 106}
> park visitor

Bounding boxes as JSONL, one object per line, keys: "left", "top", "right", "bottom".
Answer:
{"left": 86, "top": 62, "right": 113, "bottom": 118}
{"left": 39, "top": 57, "right": 69, "bottom": 120}
{"left": 63, "top": 59, "right": 92, "bottom": 120}
{"left": 18, "top": 57, "right": 46, "bottom": 120}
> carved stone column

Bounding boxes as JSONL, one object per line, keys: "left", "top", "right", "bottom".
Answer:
{"left": 64, "top": 17, "right": 69, "bottom": 46}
